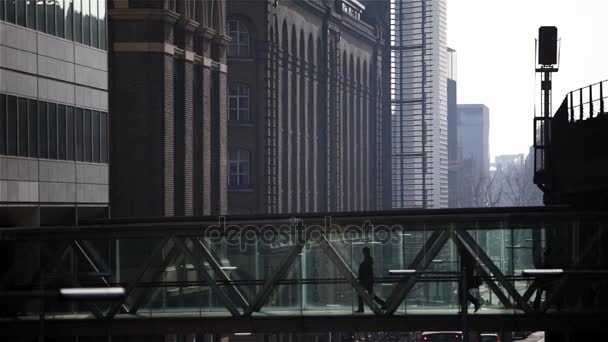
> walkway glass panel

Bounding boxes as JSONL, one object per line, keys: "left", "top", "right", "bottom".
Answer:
{"left": 1, "top": 207, "right": 607, "bottom": 333}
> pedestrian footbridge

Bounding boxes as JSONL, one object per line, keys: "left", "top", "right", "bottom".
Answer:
{"left": 1, "top": 207, "right": 607, "bottom": 337}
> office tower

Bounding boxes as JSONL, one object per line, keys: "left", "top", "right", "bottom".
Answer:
{"left": 226, "top": 0, "right": 386, "bottom": 214}
{"left": 0, "top": 0, "right": 109, "bottom": 225}
{"left": 390, "top": 0, "right": 448, "bottom": 209}
{"left": 109, "top": 0, "right": 228, "bottom": 217}
{"left": 457, "top": 104, "right": 490, "bottom": 180}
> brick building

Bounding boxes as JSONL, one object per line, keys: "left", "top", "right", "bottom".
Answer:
{"left": 109, "top": 0, "right": 229, "bottom": 217}
{"left": 226, "top": 0, "right": 387, "bottom": 214}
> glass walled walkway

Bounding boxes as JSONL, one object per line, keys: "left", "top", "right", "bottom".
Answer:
{"left": 1, "top": 206, "right": 607, "bottom": 335}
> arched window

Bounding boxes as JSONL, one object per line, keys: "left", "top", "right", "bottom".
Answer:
{"left": 228, "top": 83, "right": 250, "bottom": 121}
{"left": 229, "top": 148, "right": 250, "bottom": 187}
{"left": 227, "top": 18, "right": 250, "bottom": 57}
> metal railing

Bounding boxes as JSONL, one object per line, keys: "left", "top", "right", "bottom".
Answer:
{"left": 565, "top": 79, "right": 608, "bottom": 122}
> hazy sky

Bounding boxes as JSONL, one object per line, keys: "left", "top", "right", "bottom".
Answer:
{"left": 447, "top": 0, "right": 608, "bottom": 161}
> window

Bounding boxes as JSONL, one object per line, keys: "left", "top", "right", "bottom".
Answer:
{"left": 0, "top": 0, "right": 5, "bottom": 21}
{"left": 16, "top": 0, "right": 25, "bottom": 26}
{"left": 17, "top": 98, "right": 28, "bottom": 157}
{"left": 6, "top": 0, "right": 14, "bottom": 23}
{"left": 57, "top": 104, "right": 66, "bottom": 159}
{"left": 227, "top": 18, "right": 250, "bottom": 57}
{"left": 83, "top": 109, "right": 91, "bottom": 162}
{"left": 37, "top": 0, "right": 45, "bottom": 32}
{"left": 6, "top": 96, "right": 17, "bottom": 155}
{"left": 46, "top": 0, "right": 56, "bottom": 35}
{"left": 92, "top": 110, "right": 99, "bottom": 162}
{"left": 48, "top": 103, "right": 57, "bottom": 159}
{"left": 0, "top": 95, "right": 6, "bottom": 155}
{"left": 65, "top": 0, "right": 73, "bottom": 40}
{"left": 90, "top": 0, "right": 98, "bottom": 48}
{"left": 27, "top": 0, "right": 35, "bottom": 29}
{"left": 28, "top": 100, "right": 37, "bottom": 158}
{"left": 228, "top": 83, "right": 250, "bottom": 121}
{"left": 75, "top": 107, "right": 83, "bottom": 161}
{"left": 56, "top": 0, "right": 65, "bottom": 38}
{"left": 67, "top": 106, "right": 74, "bottom": 160}
{"left": 74, "top": 0, "right": 81, "bottom": 43}
{"left": 228, "top": 148, "right": 250, "bottom": 187}
{"left": 38, "top": 100, "right": 48, "bottom": 159}
{"left": 82, "top": 0, "right": 90, "bottom": 45}
{"left": 100, "top": 112, "right": 107, "bottom": 163}
{"left": 98, "top": 0, "right": 105, "bottom": 49}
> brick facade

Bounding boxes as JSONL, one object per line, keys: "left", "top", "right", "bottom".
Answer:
{"left": 109, "top": 0, "right": 228, "bottom": 217}
{"left": 227, "top": 0, "right": 386, "bottom": 214}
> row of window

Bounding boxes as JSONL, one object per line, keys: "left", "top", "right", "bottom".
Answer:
{"left": 0, "top": 0, "right": 107, "bottom": 50}
{"left": 0, "top": 94, "right": 108, "bottom": 163}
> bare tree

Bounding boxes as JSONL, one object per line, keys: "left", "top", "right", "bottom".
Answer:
{"left": 472, "top": 174, "right": 503, "bottom": 207}
{"left": 501, "top": 164, "right": 543, "bottom": 207}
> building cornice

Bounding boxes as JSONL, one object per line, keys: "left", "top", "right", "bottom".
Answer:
{"left": 109, "top": 8, "right": 180, "bottom": 24}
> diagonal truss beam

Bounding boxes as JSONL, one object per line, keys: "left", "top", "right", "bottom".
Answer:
{"left": 243, "top": 231, "right": 308, "bottom": 317}
{"left": 104, "top": 236, "right": 174, "bottom": 318}
{"left": 454, "top": 229, "right": 531, "bottom": 313}
{"left": 190, "top": 237, "right": 249, "bottom": 309}
{"left": 74, "top": 240, "right": 112, "bottom": 276}
{"left": 318, "top": 235, "right": 382, "bottom": 315}
{"left": 175, "top": 238, "right": 241, "bottom": 317}
{"left": 385, "top": 230, "right": 450, "bottom": 315}
{"left": 522, "top": 280, "right": 539, "bottom": 303}
{"left": 23, "top": 241, "right": 72, "bottom": 289}
{"left": 449, "top": 231, "right": 513, "bottom": 309}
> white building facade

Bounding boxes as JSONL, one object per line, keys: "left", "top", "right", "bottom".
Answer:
{"left": 390, "top": 0, "right": 448, "bottom": 208}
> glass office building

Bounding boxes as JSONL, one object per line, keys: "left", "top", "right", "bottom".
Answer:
{"left": 0, "top": 0, "right": 109, "bottom": 225}
{"left": 390, "top": 0, "right": 448, "bottom": 209}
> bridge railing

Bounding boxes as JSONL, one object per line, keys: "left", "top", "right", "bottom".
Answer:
{"left": 0, "top": 207, "right": 607, "bottom": 322}
{"left": 566, "top": 79, "right": 608, "bottom": 122}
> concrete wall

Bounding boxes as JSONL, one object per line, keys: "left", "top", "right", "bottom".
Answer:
{"left": 0, "top": 156, "right": 108, "bottom": 203}
{"left": 0, "top": 21, "right": 109, "bottom": 206}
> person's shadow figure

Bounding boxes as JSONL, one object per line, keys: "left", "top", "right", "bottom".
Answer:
{"left": 355, "top": 247, "right": 386, "bottom": 313}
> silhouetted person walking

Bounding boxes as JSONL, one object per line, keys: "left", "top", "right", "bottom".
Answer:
{"left": 459, "top": 248, "right": 481, "bottom": 312}
{"left": 356, "top": 247, "right": 386, "bottom": 313}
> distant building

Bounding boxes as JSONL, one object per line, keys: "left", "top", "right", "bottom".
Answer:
{"left": 390, "top": 0, "right": 448, "bottom": 209}
{"left": 1, "top": 0, "right": 109, "bottom": 225}
{"left": 226, "top": 0, "right": 386, "bottom": 214}
{"left": 109, "top": 0, "right": 229, "bottom": 217}
{"left": 446, "top": 48, "right": 464, "bottom": 208}
{"left": 457, "top": 104, "right": 490, "bottom": 180}
{"left": 494, "top": 153, "right": 524, "bottom": 172}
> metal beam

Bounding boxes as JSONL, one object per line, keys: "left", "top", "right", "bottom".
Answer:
{"left": 243, "top": 231, "right": 308, "bottom": 316}
{"left": 190, "top": 237, "right": 249, "bottom": 309}
{"left": 454, "top": 230, "right": 531, "bottom": 313}
{"left": 103, "top": 236, "right": 171, "bottom": 317}
{"left": 449, "top": 231, "right": 513, "bottom": 309}
{"left": 318, "top": 235, "right": 381, "bottom": 315}
{"left": 174, "top": 238, "right": 241, "bottom": 317}
{"left": 385, "top": 230, "right": 450, "bottom": 315}
{"left": 522, "top": 280, "right": 539, "bottom": 303}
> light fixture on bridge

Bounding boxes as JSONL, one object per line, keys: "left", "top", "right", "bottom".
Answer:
{"left": 59, "top": 287, "right": 126, "bottom": 299}
{"left": 234, "top": 333, "right": 252, "bottom": 336}
{"left": 401, "top": 233, "right": 412, "bottom": 237}
{"left": 220, "top": 266, "right": 237, "bottom": 270}
{"left": 388, "top": 269, "right": 417, "bottom": 275}
{"left": 522, "top": 269, "right": 564, "bottom": 276}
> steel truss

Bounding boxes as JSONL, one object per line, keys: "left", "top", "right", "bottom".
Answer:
{"left": 1, "top": 207, "right": 607, "bottom": 324}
